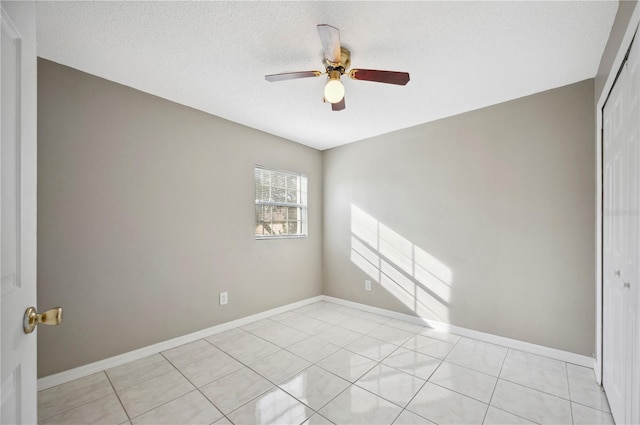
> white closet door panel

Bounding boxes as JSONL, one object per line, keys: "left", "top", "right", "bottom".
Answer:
{"left": 625, "top": 30, "right": 640, "bottom": 425}
{"left": 603, "top": 32, "right": 640, "bottom": 425}
{"left": 602, "top": 50, "right": 629, "bottom": 425}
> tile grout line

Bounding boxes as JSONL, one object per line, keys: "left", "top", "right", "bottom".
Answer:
{"left": 104, "top": 371, "right": 132, "bottom": 423}
{"left": 313, "top": 327, "right": 416, "bottom": 415}
{"left": 403, "top": 336, "right": 500, "bottom": 422}
{"left": 348, "top": 329, "right": 436, "bottom": 422}
{"left": 268, "top": 354, "right": 355, "bottom": 421}
{"left": 446, "top": 342, "right": 581, "bottom": 404}
{"left": 563, "top": 364, "right": 614, "bottom": 413}
{"left": 566, "top": 362, "right": 575, "bottom": 425}
{"left": 490, "top": 378, "right": 581, "bottom": 424}
{"left": 214, "top": 360, "right": 318, "bottom": 423}
{"left": 491, "top": 352, "right": 579, "bottom": 423}
{"left": 324, "top": 314, "right": 457, "bottom": 422}
{"left": 287, "top": 340, "right": 331, "bottom": 363}
{"left": 383, "top": 352, "right": 441, "bottom": 382}
{"left": 49, "top": 358, "right": 187, "bottom": 422}
{"left": 436, "top": 357, "right": 500, "bottom": 378}
{"left": 309, "top": 380, "right": 352, "bottom": 422}
{"left": 281, "top": 308, "right": 409, "bottom": 422}
{"left": 426, "top": 380, "right": 493, "bottom": 407}
{"left": 498, "top": 376, "right": 575, "bottom": 402}
{"left": 481, "top": 346, "right": 510, "bottom": 424}
{"left": 158, "top": 351, "right": 232, "bottom": 424}
{"left": 117, "top": 353, "right": 199, "bottom": 420}
{"left": 195, "top": 333, "right": 326, "bottom": 422}
{"left": 36, "top": 372, "right": 119, "bottom": 423}
{"left": 170, "top": 344, "right": 245, "bottom": 389}
{"left": 394, "top": 373, "right": 430, "bottom": 423}
{"left": 242, "top": 352, "right": 311, "bottom": 387}
{"left": 441, "top": 332, "right": 463, "bottom": 361}
{"left": 238, "top": 321, "right": 320, "bottom": 352}
{"left": 570, "top": 399, "right": 613, "bottom": 415}
{"left": 486, "top": 405, "right": 543, "bottom": 425}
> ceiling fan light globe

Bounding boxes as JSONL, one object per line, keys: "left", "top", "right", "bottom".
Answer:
{"left": 324, "top": 79, "right": 345, "bottom": 104}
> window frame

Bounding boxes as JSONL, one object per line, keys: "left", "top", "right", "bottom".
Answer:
{"left": 254, "top": 165, "right": 308, "bottom": 240}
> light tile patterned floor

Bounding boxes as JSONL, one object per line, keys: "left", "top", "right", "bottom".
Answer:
{"left": 37, "top": 301, "right": 613, "bottom": 425}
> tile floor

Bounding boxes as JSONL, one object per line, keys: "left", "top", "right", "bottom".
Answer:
{"left": 38, "top": 301, "right": 613, "bottom": 425}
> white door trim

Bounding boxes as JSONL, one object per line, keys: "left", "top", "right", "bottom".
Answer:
{"left": 595, "top": 4, "right": 640, "bottom": 385}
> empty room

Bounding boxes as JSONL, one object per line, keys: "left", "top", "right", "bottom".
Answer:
{"left": 1, "top": 1, "right": 639, "bottom": 424}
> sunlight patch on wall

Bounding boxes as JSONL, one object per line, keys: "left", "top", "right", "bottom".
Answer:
{"left": 351, "top": 205, "right": 379, "bottom": 248}
{"left": 415, "top": 246, "right": 452, "bottom": 285}
{"left": 350, "top": 205, "right": 453, "bottom": 322}
{"left": 379, "top": 223, "right": 413, "bottom": 274}
{"left": 380, "top": 260, "right": 417, "bottom": 311}
{"left": 350, "top": 242, "right": 380, "bottom": 282}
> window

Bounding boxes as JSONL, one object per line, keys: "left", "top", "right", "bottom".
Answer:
{"left": 254, "top": 166, "right": 307, "bottom": 238}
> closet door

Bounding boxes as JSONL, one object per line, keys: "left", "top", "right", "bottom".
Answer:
{"left": 602, "top": 34, "right": 639, "bottom": 425}
{"left": 627, "top": 31, "right": 640, "bottom": 425}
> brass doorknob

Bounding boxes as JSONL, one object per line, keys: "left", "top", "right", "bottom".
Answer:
{"left": 23, "top": 307, "right": 63, "bottom": 334}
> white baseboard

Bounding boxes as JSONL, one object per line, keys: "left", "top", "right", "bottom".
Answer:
{"left": 39, "top": 293, "right": 596, "bottom": 391}
{"left": 322, "top": 295, "right": 595, "bottom": 368}
{"left": 37, "top": 295, "right": 324, "bottom": 391}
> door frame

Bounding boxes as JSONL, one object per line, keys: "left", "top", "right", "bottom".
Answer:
{"left": 595, "top": 4, "right": 640, "bottom": 385}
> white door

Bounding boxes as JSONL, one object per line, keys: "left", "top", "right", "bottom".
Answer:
{"left": 602, "top": 33, "right": 639, "bottom": 425}
{"left": 626, "top": 29, "right": 640, "bottom": 425}
{"left": 0, "top": 2, "right": 37, "bottom": 424}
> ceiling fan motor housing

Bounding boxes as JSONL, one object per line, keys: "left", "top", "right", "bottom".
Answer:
{"left": 327, "top": 68, "right": 343, "bottom": 81}
{"left": 324, "top": 47, "right": 351, "bottom": 72}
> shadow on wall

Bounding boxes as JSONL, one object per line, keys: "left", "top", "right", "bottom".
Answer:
{"left": 350, "top": 204, "right": 452, "bottom": 323}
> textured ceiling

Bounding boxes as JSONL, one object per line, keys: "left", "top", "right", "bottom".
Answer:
{"left": 36, "top": 1, "right": 617, "bottom": 151}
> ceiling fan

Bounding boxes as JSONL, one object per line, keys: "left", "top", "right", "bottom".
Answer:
{"left": 265, "top": 24, "right": 410, "bottom": 111}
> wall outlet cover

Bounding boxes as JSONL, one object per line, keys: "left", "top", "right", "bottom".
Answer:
{"left": 219, "top": 291, "right": 228, "bottom": 305}
{"left": 365, "top": 280, "right": 372, "bottom": 291}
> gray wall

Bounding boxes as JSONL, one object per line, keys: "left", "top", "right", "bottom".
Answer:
{"left": 323, "top": 80, "right": 596, "bottom": 356}
{"left": 38, "top": 52, "right": 604, "bottom": 376}
{"left": 37, "top": 59, "right": 323, "bottom": 377}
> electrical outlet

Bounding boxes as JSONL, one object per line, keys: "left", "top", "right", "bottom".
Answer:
{"left": 219, "top": 291, "right": 228, "bottom": 305}
{"left": 365, "top": 280, "right": 372, "bottom": 291}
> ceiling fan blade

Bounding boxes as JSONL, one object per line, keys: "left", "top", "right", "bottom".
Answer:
{"left": 317, "top": 24, "right": 341, "bottom": 64}
{"left": 349, "top": 69, "right": 410, "bottom": 86}
{"left": 265, "top": 71, "right": 322, "bottom": 82}
{"left": 331, "top": 98, "right": 345, "bottom": 111}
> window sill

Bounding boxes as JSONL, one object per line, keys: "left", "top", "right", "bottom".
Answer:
{"left": 255, "top": 235, "right": 307, "bottom": 240}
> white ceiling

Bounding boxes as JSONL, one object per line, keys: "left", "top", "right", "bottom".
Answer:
{"left": 36, "top": 1, "right": 618, "bottom": 151}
